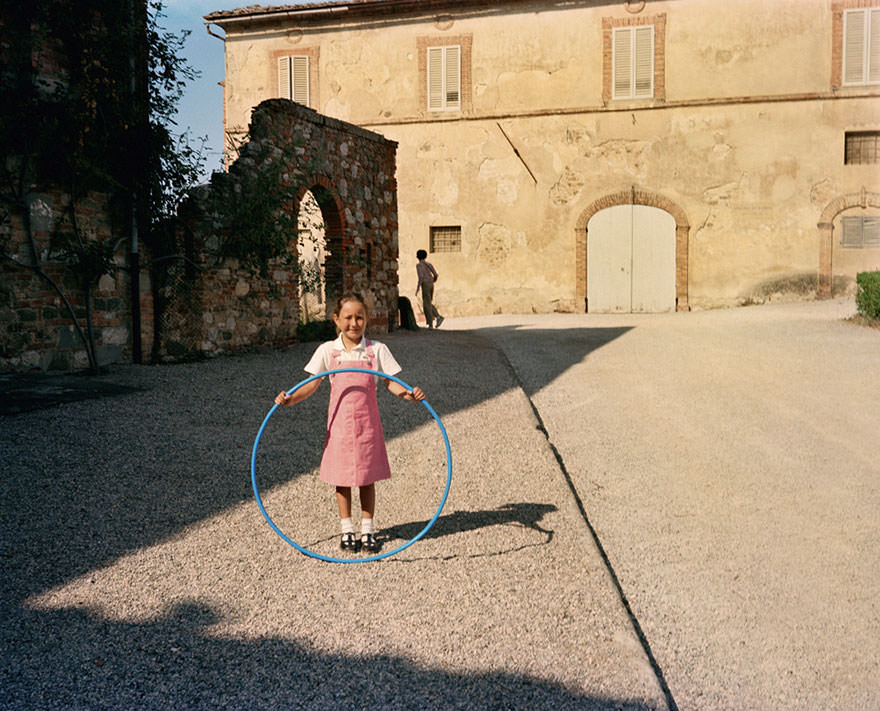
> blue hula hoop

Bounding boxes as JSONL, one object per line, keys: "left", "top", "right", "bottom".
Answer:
{"left": 251, "top": 368, "right": 452, "bottom": 563}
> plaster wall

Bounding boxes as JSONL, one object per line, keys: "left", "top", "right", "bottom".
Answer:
{"left": 385, "top": 97, "right": 879, "bottom": 314}
{"left": 215, "top": 0, "right": 880, "bottom": 314}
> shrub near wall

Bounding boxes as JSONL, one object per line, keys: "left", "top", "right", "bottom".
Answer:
{"left": 855, "top": 271, "right": 880, "bottom": 321}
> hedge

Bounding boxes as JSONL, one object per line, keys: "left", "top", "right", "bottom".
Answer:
{"left": 855, "top": 271, "right": 880, "bottom": 320}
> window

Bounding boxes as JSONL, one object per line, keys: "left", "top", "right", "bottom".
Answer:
{"left": 843, "top": 8, "right": 880, "bottom": 85}
{"left": 430, "top": 226, "right": 461, "bottom": 253}
{"left": 841, "top": 216, "right": 880, "bottom": 247}
{"left": 418, "top": 35, "right": 471, "bottom": 114}
{"left": 602, "top": 15, "right": 665, "bottom": 103}
{"left": 845, "top": 131, "right": 880, "bottom": 164}
{"left": 613, "top": 26, "right": 654, "bottom": 99}
{"left": 427, "top": 45, "right": 461, "bottom": 111}
{"left": 278, "top": 55, "right": 310, "bottom": 105}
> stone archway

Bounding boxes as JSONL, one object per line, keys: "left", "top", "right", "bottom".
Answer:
{"left": 296, "top": 177, "right": 346, "bottom": 321}
{"left": 575, "top": 188, "right": 690, "bottom": 312}
{"left": 817, "top": 187, "right": 880, "bottom": 298}
{"left": 251, "top": 99, "right": 399, "bottom": 332}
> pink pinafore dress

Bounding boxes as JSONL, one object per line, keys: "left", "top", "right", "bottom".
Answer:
{"left": 319, "top": 340, "right": 391, "bottom": 487}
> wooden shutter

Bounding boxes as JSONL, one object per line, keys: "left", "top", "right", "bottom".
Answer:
{"left": 428, "top": 47, "right": 443, "bottom": 110}
{"left": 634, "top": 26, "right": 654, "bottom": 98}
{"left": 427, "top": 45, "right": 461, "bottom": 110}
{"left": 613, "top": 26, "right": 653, "bottom": 99}
{"left": 292, "top": 56, "right": 309, "bottom": 104}
{"left": 613, "top": 28, "right": 632, "bottom": 98}
{"left": 843, "top": 9, "right": 879, "bottom": 85}
{"left": 445, "top": 46, "right": 461, "bottom": 107}
{"left": 841, "top": 216, "right": 880, "bottom": 247}
{"left": 870, "top": 9, "right": 880, "bottom": 83}
{"left": 278, "top": 56, "right": 310, "bottom": 104}
{"left": 865, "top": 216, "right": 880, "bottom": 247}
{"left": 278, "top": 56, "right": 291, "bottom": 99}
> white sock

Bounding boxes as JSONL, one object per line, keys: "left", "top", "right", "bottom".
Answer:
{"left": 361, "top": 518, "right": 374, "bottom": 535}
{"left": 340, "top": 517, "right": 354, "bottom": 534}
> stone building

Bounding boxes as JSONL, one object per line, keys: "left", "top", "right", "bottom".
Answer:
{"left": 1, "top": 45, "right": 398, "bottom": 370}
{"left": 206, "top": 0, "right": 880, "bottom": 315}
{"left": 0, "top": 1, "right": 151, "bottom": 371}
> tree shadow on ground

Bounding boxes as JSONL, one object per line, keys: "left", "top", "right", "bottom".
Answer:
{"left": 0, "top": 328, "right": 627, "bottom": 605}
{"left": 0, "top": 371, "right": 143, "bottom": 415}
{"left": 0, "top": 327, "right": 651, "bottom": 709}
{"left": 3, "top": 601, "right": 657, "bottom": 711}
{"left": 462, "top": 326, "right": 634, "bottom": 397}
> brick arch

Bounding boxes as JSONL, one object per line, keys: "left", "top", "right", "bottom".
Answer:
{"left": 295, "top": 176, "right": 347, "bottom": 319}
{"left": 574, "top": 188, "right": 690, "bottom": 312}
{"left": 817, "top": 187, "right": 880, "bottom": 297}
{"left": 251, "top": 99, "right": 399, "bottom": 333}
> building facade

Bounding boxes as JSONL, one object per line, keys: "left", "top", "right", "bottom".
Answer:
{"left": 206, "top": 0, "right": 880, "bottom": 315}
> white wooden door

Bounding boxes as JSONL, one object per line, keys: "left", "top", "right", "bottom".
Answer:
{"left": 587, "top": 205, "right": 675, "bottom": 313}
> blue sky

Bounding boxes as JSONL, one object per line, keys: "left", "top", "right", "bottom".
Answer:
{"left": 161, "top": 0, "right": 232, "bottom": 179}
{"left": 161, "top": 0, "right": 325, "bottom": 181}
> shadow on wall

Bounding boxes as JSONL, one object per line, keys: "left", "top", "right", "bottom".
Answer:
{"left": 745, "top": 272, "right": 855, "bottom": 305}
{"left": 5, "top": 601, "right": 656, "bottom": 711}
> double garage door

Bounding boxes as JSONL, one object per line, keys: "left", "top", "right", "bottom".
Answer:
{"left": 587, "top": 204, "right": 676, "bottom": 313}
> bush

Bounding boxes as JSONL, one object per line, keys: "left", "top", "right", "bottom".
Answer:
{"left": 855, "top": 271, "right": 880, "bottom": 320}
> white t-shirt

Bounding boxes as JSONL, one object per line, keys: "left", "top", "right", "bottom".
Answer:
{"left": 304, "top": 336, "right": 402, "bottom": 383}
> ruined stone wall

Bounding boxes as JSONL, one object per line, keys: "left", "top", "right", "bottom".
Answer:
{"left": 1, "top": 100, "right": 399, "bottom": 371}
{"left": 154, "top": 100, "right": 399, "bottom": 361}
{"left": 257, "top": 100, "right": 400, "bottom": 332}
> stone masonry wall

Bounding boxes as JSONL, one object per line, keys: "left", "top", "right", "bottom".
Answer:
{"left": 155, "top": 99, "right": 399, "bottom": 361}
{"left": 1, "top": 101, "right": 398, "bottom": 371}
{"left": 0, "top": 190, "right": 151, "bottom": 371}
{"left": 254, "top": 99, "right": 400, "bottom": 332}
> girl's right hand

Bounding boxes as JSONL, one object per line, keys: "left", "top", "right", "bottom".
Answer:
{"left": 275, "top": 391, "right": 291, "bottom": 406}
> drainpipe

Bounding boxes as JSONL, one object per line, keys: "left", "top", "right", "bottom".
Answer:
{"left": 129, "top": 0, "right": 145, "bottom": 363}
{"left": 204, "top": 22, "right": 225, "bottom": 41}
{"left": 205, "top": 23, "right": 226, "bottom": 168}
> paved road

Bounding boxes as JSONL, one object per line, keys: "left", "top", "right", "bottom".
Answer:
{"left": 452, "top": 298, "right": 880, "bottom": 710}
{"left": 1, "top": 298, "right": 877, "bottom": 710}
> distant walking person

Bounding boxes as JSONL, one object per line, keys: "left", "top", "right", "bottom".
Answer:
{"left": 415, "top": 249, "right": 444, "bottom": 329}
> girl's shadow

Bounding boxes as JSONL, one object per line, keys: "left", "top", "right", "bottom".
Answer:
{"left": 381, "top": 502, "right": 556, "bottom": 545}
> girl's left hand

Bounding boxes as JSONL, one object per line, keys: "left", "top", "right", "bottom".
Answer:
{"left": 410, "top": 386, "right": 426, "bottom": 401}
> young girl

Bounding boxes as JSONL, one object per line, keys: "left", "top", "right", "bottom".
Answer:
{"left": 275, "top": 293, "right": 425, "bottom": 553}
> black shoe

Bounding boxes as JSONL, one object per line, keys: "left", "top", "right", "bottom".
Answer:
{"left": 361, "top": 533, "right": 380, "bottom": 553}
{"left": 340, "top": 532, "right": 358, "bottom": 551}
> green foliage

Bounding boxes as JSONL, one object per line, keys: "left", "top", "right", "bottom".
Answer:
{"left": 52, "top": 228, "right": 119, "bottom": 289}
{"left": 145, "top": 1, "right": 207, "bottom": 226}
{"left": 297, "top": 258, "right": 324, "bottom": 295}
{"left": 0, "top": 0, "right": 205, "bottom": 247}
{"left": 208, "top": 134, "right": 306, "bottom": 278}
{"left": 855, "top": 271, "right": 880, "bottom": 321}
{"left": 0, "top": 0, "right": 207, "bottom": 370}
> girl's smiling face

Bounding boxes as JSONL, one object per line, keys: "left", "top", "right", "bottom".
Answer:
{"left": 333, "top": 299, "right": 367, "bottom": 348}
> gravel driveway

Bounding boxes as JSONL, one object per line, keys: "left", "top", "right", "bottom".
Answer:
{"left": 1, "top": 298, "right": 877, "bottom": 710}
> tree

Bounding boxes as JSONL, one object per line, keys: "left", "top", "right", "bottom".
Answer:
{"left": 0, "top": 0, "right": 205, "bottom": 372}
